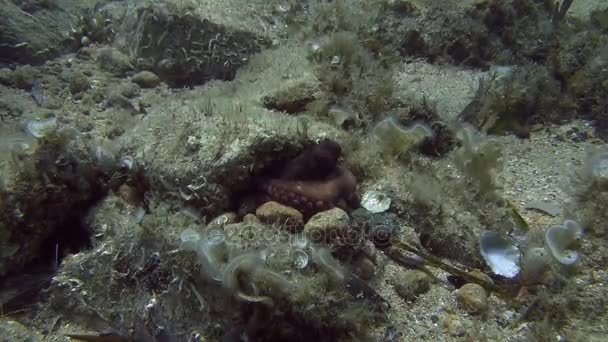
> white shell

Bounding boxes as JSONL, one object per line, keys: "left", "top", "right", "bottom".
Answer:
{"left": 119, "top": 156, "right": 134, "bottom": 170}
{"left": 361, "top": 190, "right": 391, "bottom": 213}
{"left": 479, "top": 231, "right": 520, "bottom": 278}
{"left": 293, "top": 249, "right": 309, "bottom": 269}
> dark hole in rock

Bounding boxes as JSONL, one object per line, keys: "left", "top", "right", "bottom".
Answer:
{"left": 0, "top": 189, "right": 106, "bottom": 314}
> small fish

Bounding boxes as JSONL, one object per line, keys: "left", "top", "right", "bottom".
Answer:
{"left": 506, "top": 201, "right": 530, "bottom": 231}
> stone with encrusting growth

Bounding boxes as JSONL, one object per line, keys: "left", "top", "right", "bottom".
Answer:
{"left": 132, "top": 71, "right": 161, "bottom": 88}
{"left": 256, "top": 201, "right": 303, "bottom": 232}
{"left": 443, "top": 314, "right": 466, "bottom": 336}
{"left": 456, "top": 283, "right": 488, "bottom": 314}
{"left": 304, "top": 207, "right": 349, "bottom": 242}
{"left": 69, "top": 71, "right": 90, "bottom": 94}
{"left": 392, "top": 270, "right": 431, "bottom": 301}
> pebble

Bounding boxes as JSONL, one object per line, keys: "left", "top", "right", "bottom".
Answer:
{"left": 392, "top": 270, "right": 431, "bottom": 301}
{"left": 255, "top": 201, "right": 303, "bottom": 232}
{"left": 105, "top": 92, "right": 136, "bottom": 113}
{"left": 119, "top": 81, "right": 141, "bottom": 98}
{"left": 13, "top": 65, "right": 38, "bottom": 89}
{"left": 304, "top": 207, "right": 349, "bottom": 242}
{"left": 69, "top": 71, "right": 90, "bottom": 94}
{"left": 132, "top": 70, "right": 161, "bottom": 88}
{"left": 0, "top": 68, "right": 14, "bottom": 85}
{"left": 498, "top": 310, "right": 517, "bottom": 327}
{"left": 456, "top": 283, "right": 489, "bottom": 314}
{"left": 443, "top": 314, "right": 465, "bottom": 337}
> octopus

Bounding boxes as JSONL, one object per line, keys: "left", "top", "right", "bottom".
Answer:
{"left": 259, "top": 139, "right": 360, "bottom": 217}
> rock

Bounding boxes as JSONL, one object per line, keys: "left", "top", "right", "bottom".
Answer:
{"left": 97, "top": 47, "right": 133, "bottom": 76}
{"left": 256, "top": 201, "right": 304, "bottom": 232}
{"left": 304, "top": 207, "right": 349, "bottom": 242}
{"left": 0, "top": 318, "right": 42, "bottom": 342}
{"left": 13, "top": 65, "right": 39, "bottom": 89}
{"left": 261, "top": 78, "right": 319, "bottom": 113}
{"left": 116, "top": 43, "right": 343, "bottom": 227}
{"left": 117, "top": 3, "right": 266, "bottom": 86}
{"left": 0, "top": 68, "right": 14, "bottom": 86}
{"left": 456, "top": 283, "right": 489, "bottom": 314}
{"left": 0, "top": 1, "right": 95, "bottom": 64}
{"left": 243, "top": 213, "right": 260, "bottom": 224}
{"left": 118, "top": 82, "right": 141, "bottom": 99}
{"left": 443, "top": 314, "right": 465, "bottom": 337}
{"left": 105, "top": 92, "right": 136, "bottom": 113}
{"left": 68, "top": 71, "right": 90, "bottom": 94}
{"left": 392, "top": 270, "right": 431, "bottom": 301}
{"left": 353, "top": 256, "right": 376, "bottom": 280}
{"left": 497, "top": 310, "right": 517, "bottom": 327}
{"left": 132, "top": 71, "right": 161, "bottom": 88}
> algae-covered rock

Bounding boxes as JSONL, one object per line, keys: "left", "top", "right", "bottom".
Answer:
{"left": 256, "top": 201, "right": 304, "bottom": 232}
{"left": 0, "top": 318, "right": 42, "bottom": 342}
{"left": 96, "top": 47, "right": 133, "bottom": 76}
{"left": 456, "top": 283, "right": 488, "bottom": 314}
{"left": 114, "top": 1, "right": 268, "bottom": 86}
{"left": 131, "top": 71, "right": 161, "bottom": 89}
{"left": 304, "top": 207, "right": 350, "bottom": 242}
{"left": 0, "top": 0, "right": 98, "bottom": 64}
{"left": 68, "top": 71, "right": 90, "bottom": 94}
{"left": 0, "top": 123, "right": 114, "bottom": 276}
{"left": 392, "top": 270, "right": 431, "bottom": 301}
{"left": 443, "top": 314, "right": 466, "bottom": 337}
{"left": 262, "top": 78, "right": 320, "bottom": 114}
{"left": 117, "top": 43, "right": 349, "bottom": 219}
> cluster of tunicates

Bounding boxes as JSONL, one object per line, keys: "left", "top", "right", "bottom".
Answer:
{"left": 179, "top": 220, "right": 356, "bottom": 306}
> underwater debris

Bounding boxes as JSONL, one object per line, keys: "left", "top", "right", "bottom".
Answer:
{"left": 524, "top": 200, "right": 562, "bottom": 217}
